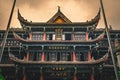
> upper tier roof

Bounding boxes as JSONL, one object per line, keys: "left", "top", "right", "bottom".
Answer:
{"left": 9, "top": 52, "right": 109, "bottom": 65}
{"left": 13, "top": 31, "right": 105, "bottom": 44}
{"left": 18, "top": 7, "right": 100, "bottom": 27}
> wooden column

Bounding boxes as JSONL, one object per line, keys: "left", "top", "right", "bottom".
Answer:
{"left": 40, "top": 74, "right": 43, "bottom": 80}
{"left": 72, "top": 46, "right": 76, "bottom": 61}
{"left": 90, "top": 74, "right": 94, "bottom": 80}
{"left": 90, "top": 68, "right": 94, "bottom": 80}
{"left": 41, "top": 52, "right": 45, "bottom": 62}
{"left": 43, "top": 32, "right": 46, "bottom": 40}
{"left": 43, "top": 27, "right": 46, "bottom": 40}
{"left": 23, "top": 67, "right": 27, "bottom": 80}
{"left": 72, "top": 52, "right": 76, "bottom": 61}
{"left": 40, "top": 67, "right": 43, "bottom": 80}
{"left": 26, "top": 52, "right": 30, "bottom": 61}
{"left": 88, "top": 51, "right": 91, "bottom": 61}
{"left": 72, "top": 27, "right": 74, "bottom": 40}
{"left": 73, "top": 67, "right": 77, "bottom": 80}
{"left": 23, "top": 74, "right": 27, "bottom": 80}
{"left": 74, "top": 73, "right": 77, "bottom": 80}
{"left": 86, "top": 32, "right": 89, "bottom": 41}
{"left": 41, "top": 46, "right": 44, "bottom": 61}
{"left": 72, "top": 34, "right": 74, "bottom": 40}
{"left": 29, "top": 33, "right": 32, "bottom": 40}
{"left": 15, "top": 65, "right": 19, "bottom": 80}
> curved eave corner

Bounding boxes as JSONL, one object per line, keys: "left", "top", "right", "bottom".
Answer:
{"left": 88, "top": 8, "right": 101, "bottom": 29}
{"left": 94, "top": 8, "right": 101, "bottom": 25}
{"left": 18, "top": 9, "right": 30, "bottom": 29}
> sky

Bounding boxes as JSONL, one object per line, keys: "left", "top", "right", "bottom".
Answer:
{"left": 0, "top": 0, "right": 120, "bottom": 30}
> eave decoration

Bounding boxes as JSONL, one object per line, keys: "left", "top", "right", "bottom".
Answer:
{"left": 9, "top": 52, "right": 108, "bottom": 65}
{"left": 13, "top": 31, "right": 105, "bottom": 43}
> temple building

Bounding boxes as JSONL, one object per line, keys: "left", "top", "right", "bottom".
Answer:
{"left": 0, "top": 7, "right": 120, "bottom": 80}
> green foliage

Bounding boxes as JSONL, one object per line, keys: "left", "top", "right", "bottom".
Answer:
{"left": 117, "top": 45, "right": 120, "bottom": 50}
{"left": 0, "top": 69, "right": 5, "bottom": 80}
{"left": 114, "top": 45, "right": 120, "bottom": 52}
{"left": 118, "top": 70, "right": 120, "bottom": 77}
{"left": 0, "top": 74, "right": 5, "bottom": 80}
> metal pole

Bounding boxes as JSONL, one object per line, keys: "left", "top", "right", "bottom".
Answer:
{"left": 0, "top": 0, "right": 16, "bottom": 62}
{"left": 100, "top": 0, "right": 119, "bottom": 80}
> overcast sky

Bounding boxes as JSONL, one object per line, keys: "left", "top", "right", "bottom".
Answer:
{"left": 0, "top": 0, "right": 120, "bottom": 30}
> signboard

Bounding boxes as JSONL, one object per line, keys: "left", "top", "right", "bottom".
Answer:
{"left": 44, "top": 46, "right": 73, "bottom": 50}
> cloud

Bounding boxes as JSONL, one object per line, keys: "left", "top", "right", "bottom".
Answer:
{"left": 0, "top": 0, "right": 120, "bottom": 30}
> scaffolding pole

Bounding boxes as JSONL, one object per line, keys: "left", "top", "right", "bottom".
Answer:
{"left": 0, "top": 0, "right": 16, "bottom": 62}
{"left": 100, "top": 0, "right": 119, "bottom": 80}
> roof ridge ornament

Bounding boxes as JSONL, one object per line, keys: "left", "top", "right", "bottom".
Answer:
{"left": 18, "top": 7, "right": 100, "bottom": 26}
{"left": 58, "top": 6, "right": 61, "bottom": 12}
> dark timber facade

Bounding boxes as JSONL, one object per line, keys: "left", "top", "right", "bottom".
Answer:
{"left": 0, "top": 7, "right": 120, "bottom": 80}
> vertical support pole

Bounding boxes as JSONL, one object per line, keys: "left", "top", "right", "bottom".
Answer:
{"left": 23, "top": 74, "right": 26, "bottom": 80}
{"left": 72, "top": 27, "right": 74, "bottom": 40}
{"left": 72, "top": 34, "right": 74, "bottom": 40}
{"left": 41, "top": 52, "right": 45, "bottom": 62}
{"left": 23, "top": 67, "right": 26, "bottom": 80}
{"left": 41, "top": 46, "right": 44, "bottom": 61}
{"left": 100, "top": 0, "right": 119, "bottom": 80}
{"left": 88, "top": 51, "right": 91, "bottom": 61}
{"left": 73, "top": 73, "right": 77, "bottom": 80}
{"left": 40, "top": 74, "right": 43, "bottom": 80}
{"left": 86, "top": 31, "right": 89, "bottom": 41}
{"left": 40, "top": 67, "right": 43, "bottom": 80}
{"left": 73, "top": 46, "right": 76, "bottom": 61}
{"left": 43, "top": 27, "right": 46, "bottom": 40}
{"left": 74, "top": 67, "right": 77, "bottom": 80}
{"left": 26, "top": 52, "right": 29, "bottom": 61}
{"left": 90, "top": 74, "right": 94, "bottom": 80}
{"left": 15, "top": 65, "right": 18, "bottom": 80}
{"left": 90, "top": 67, "right": 94, "bottom": 80}
{"left": 43, "top": 33, "right": 46, "bottom": 40}
{"left": 29, "top": 32, "right": 32, "bottom": 40}
{"left": 73, "top": 52, "right": 76, "bottom": 61}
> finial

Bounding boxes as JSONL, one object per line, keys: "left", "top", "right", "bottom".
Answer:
{"left": 18, "top": 8, "right": 21, "bottom": 16}
{"left": 18, "top": 8, "right": 20, "bottom": 13}
{"left": 58, "top": 6, "right": 61, "bottom": 12}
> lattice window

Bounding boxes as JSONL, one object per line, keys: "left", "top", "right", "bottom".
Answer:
{"left": 46, "top": 34, "right": 50, "bottom": 40}
{"left": 7, "top": 40, "right": 20, "bottom": 46}
{"left": 32, "top": 34, "right": 43, "bottom": 40}
{"left": 74, "top": 34, "right": 86, "bottom": 40}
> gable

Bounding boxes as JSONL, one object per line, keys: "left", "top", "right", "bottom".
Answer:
{"left": 54, "top": 16, "right": 66, "bottom": 23}
{"left": 47, "top": 7, "right": 72, "bottom": 24}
